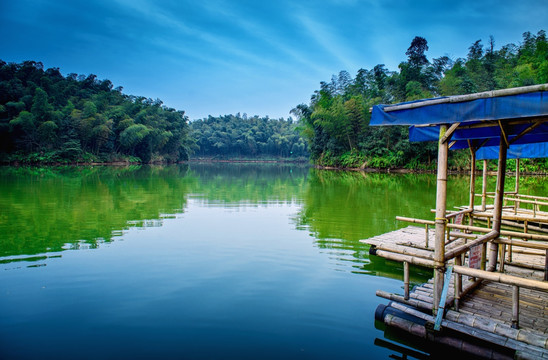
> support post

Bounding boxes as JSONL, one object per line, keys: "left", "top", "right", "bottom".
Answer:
{"left": 469, "top": 147, "right": 476, "bottom": 210}
{"left": 515, "top": 158, "right": 520, "bottom": 214}
{"left": 454, "top": 256, "right": 462, "bottom": 311}
{"left": 403, "top": 261, "right": 410, "bottom": 300}
{"left": 512, "top": 285, "right": 519, "bottom": 329}
{"left": 425, "top": 224, "right": 429, "bottom": 248}
{"left": 481, "top": 160, "right": 488, "bottom": 211}
{"left": 487, "top": 137, "right": 508, "bottom": 272}
{"left": 544, "top": 250, "right": 548, "bottom": 281}
{"left": 515, "top": 158, "right": 520, "bottom": 193}
{"left": 434, "top": 125, "right": 449, "bottom": 313}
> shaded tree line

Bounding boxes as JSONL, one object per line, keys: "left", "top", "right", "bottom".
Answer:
{"left": 190, "top": 114, "right": 308, "bottom": 159}
{"left": 292, "top": 30, "right": 548, "bottom": 169}
{"left": 0, "top": 60, "right": 193, "bottom": 164}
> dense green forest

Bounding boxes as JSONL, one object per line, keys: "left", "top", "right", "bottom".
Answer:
{"left": 1, "top": 30, "right": 547, "bottom": 168}
{"left": 190, "top": 114, "right": 308, "bottom": 159}
{"left": 0, "top": 60, "right": 193, "bottom": 164}
{"left": 291, "top": 30, "right": 548, "bottom": 170}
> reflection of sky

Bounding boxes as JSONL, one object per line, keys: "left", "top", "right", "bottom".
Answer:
{"left": 0, "top": 195, "right": 404, "bottom": 359}
{"left": 2, "top": 0, "right": 546, "bottom": 119}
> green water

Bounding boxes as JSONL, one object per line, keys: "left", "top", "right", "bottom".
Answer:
{"left": 0, "top": 164, "right": 543, "bottom": 359}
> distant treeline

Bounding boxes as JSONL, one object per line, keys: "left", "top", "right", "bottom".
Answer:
{"left": 190, "top": 114, "right": 308, "bottom": 159}
{"left": 0, "top": 60, "right": 193, "bottom": 164}
{"left": 291, "top": 30, "right": 548, "bottom": 170}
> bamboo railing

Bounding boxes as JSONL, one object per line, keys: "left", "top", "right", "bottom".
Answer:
{"left": 381, "top": 215, "right": 548, "bottom": 329}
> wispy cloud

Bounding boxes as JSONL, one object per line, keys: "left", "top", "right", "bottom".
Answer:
{"left": 193, "top": 1, "right": 332, "bottom": 75}
{"left": 112, "top": 0, "right": 321, "bottom": 76}
{"left": 294, "top": 13, "right": 360, "bottom": 71}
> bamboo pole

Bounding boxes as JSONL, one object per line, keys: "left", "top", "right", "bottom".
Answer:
{"left": 446, "top": 208, "right": 474, "bottom": 219}
{"left": 469, "top": 147, "right": 476, "bottom": 210}
{"left": 403, "top": 261, "right": 410, "bottom": 300}
{"left": 504, "top": 197, "right": 548, "bottom": 207}
{"left": 495, "top": 238, "right": 548, "bottom": 250}
{"left": 396, "top": 216, "right": 435, "bottom": 225}
{"left": 505, "top": 260, "right": 546, "bottom": 271}
{"left": 449, "top": 231, "right": 477, "bottom": 240}
{"left": 516, "top": 194, "right": 548, "bottom": 201}
{"left": 396, "top": 216, "right": 548, "bottom": 241}
{"left": 443, "top": 308, "right": 548, "bottom": 351}
{"left": 453, "top": 265, "right": 548, "bottom": 291}
{"left": 512, "top": 285, "right": 519, "bottom": 329}
{"left": 454, "top": 256, "right": 462, "bottom": 311}
{"left": 375, "top": 290, "right": 432, "bottom": 311}
{"left": 370, "top": 243, "right": 435, "bottom": 260}
{"left": 487, "top": 136, "right": 508, "bottom": 272}
{"left": 389, "top": 301, "right": 548, "bottom": 356}
{"left": 444, "top": 231, "right": 498, "bottom": 261}
{"left": 434, "top": 124, "right": 449, "bottom": 313}
{"left": 425, "top": 224, "right": 429, "bottom": 248}
{"left": 373, "top": 249, "right": 435, "bottom": 268}
{"left": 469, "top": 211, "right": 548, "bottom": 224}
{"left": 545, "top": 250, "right": 548, "bottom": 281}
{"left": 382, "top": 84, "right": 548, "bottom": 112}
{"left": 515, "top": 157, "right": 520, "bottom": 200}
{"left": 482, "top": 160, "right": 488, "bottom": 211}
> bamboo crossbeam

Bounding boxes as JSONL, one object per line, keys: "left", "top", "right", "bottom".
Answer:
{"left": 453, "top": 265, "right": 548, "bottom": 291}
{"left": 495, "top": 238, "right": 548, "bottom": 250}
{"left": 372, "top": 249, "right": 435, "bottom": 268}
{"left": 471, "top": 211, "right": 548, "bottom": 224}
{"left": 370, "top": 243, "right": 434, "bottom": 260}
{"left": 475, "top": 217, "right": 548, "bottom": 234}
{"left": 517, "top": 194, "right": 548, "bottom": 202}
{"left": 450, "top": 223, "right": 548, "bottom": 241}
{"left": 375, "top": 290, "right": 432, "bottom": 311}
{"left": 396, "top": 216, "right": 435, "bottom": 225}
{"left": 498, "top": 229, "right": 548, "bottom": 241}
{"left": 505, "top": 261, "right": 545, "bottom": 271}
{"left": 504, "top": 197, "right": 548, "bottom": 207}
{"left": 448, "top": 231, "right": 477, "bottom": 240}
{"left": 444, "top": 231, "right": 499, "bottom": 261}
{"left": 397, "top": 216, "right": 548, "bottom": 241}
{"left": 382, "top": 84, "right": 548, "bottom": 112}
{"left": 445, "top": 208, "right": 473, "bottom": 219}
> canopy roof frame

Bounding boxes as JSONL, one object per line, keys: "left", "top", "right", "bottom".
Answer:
{"left": 369, "top": 84, "right": 548, "bottom": 314}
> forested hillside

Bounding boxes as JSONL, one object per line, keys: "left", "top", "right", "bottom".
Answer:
{"left": 2, "top": 30, "right": 547, "bottom": 168}
{"left": 292, "top": 30, "right": 548, "bottom": 170}
{"left": 0, "top": 60, "right": 193, "bottom": 164}
{"left": 190, "top": 114, "right": 308, "bottom": 159}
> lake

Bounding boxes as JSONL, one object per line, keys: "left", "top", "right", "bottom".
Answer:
{"left": 1, "top": 164, "right": 544, "bottom": 359}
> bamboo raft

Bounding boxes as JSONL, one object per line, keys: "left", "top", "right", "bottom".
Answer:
{"left": 363, "top": 226, "right": 548, "bottom": 359}
{"left": 366, "top": 85, "right": 548, "bottom": 359}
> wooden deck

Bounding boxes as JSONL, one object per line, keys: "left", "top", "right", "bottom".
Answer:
{"left": 363, "top": 226, "right": 548, "bottom": 359}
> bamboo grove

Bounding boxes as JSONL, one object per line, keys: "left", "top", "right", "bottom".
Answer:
{"left": 291, "top": 30, "right": 548, "bottom": 170}
{"left": 1, "top": 30, "right": 547, "bottom": 168}
{"left": 0, "top": 60, "right": 194, "bottom": 164}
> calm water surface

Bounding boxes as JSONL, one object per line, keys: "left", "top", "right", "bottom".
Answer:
{"left": 1, "top": 164, "right": 544, "bottom": 359}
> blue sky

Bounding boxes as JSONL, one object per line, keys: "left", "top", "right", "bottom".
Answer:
{"left": 1, "top": 0, "right": 547, "bottom": 120}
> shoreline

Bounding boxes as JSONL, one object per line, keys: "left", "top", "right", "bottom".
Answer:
{"left": 1, "top": 159, "right": 547, "bottom": 176}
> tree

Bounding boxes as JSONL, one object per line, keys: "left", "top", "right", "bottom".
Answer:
{"left": 406, "top": 36, "right": 429, "bottom": 68}
{"left": 31, "top": 87, "right": 53, "bottom": 122}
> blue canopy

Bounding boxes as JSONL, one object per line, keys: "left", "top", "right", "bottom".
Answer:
{"left": 370, "top": 85, "right": 548, "bottom": 159}
{"left": 371, "top": 90, "right": 548, "bottom": 127}
{"left": 476, "top": 142, "right": 548, "bottom": 160}
{"left": 409, "top": 122, "right": 548, "bottom": 149}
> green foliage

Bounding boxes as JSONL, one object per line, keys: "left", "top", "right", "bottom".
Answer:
{"left": 292, "top": 30, "right": 548, "bottom": 171}
{"left": 190, "top": 114, "right": 308, "bottom": 159}
{"left": 0, "top": 60, "right": 192, "bottom": 164}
